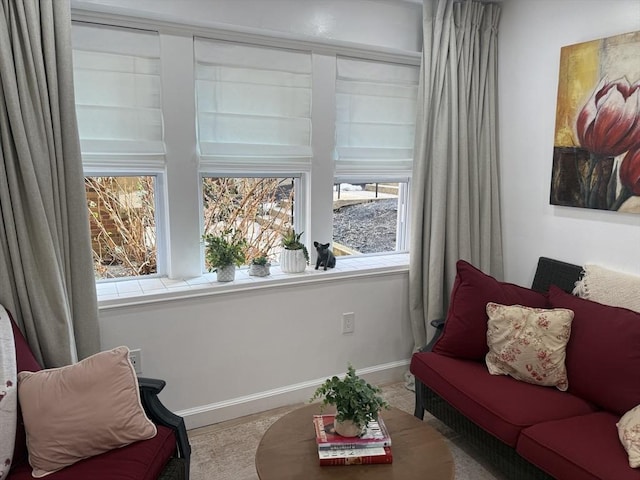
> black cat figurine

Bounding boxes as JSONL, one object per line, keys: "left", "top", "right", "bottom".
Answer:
{"left": 314, "top": 241, "right": 336, "bottom": 271}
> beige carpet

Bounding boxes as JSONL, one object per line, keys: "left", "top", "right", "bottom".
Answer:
{"left": 188, "top": 382, "right": 508, "bottom": 479}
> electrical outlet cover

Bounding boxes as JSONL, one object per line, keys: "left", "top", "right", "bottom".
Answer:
{"left": 342, "top": 312, "right": 355, "bottom": 334}
{"left": 129, "top": 349, "right": 142, "bottom": 374}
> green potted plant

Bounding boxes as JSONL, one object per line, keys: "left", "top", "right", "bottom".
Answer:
{"left": 280, "top": 229, "right": 309, "bottom": 273}
{"left": 310, "top": 364, "right": 390, "bottom": 437}
{"left": 202, "top": 228, "right": 247, "bottom": 282}
{"left": 248, "top": 254, "right": 271, "bottom": 277}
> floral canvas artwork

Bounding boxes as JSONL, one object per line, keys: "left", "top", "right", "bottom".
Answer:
{"left": 551, "top": 31, "right": 640, "bottom": 213}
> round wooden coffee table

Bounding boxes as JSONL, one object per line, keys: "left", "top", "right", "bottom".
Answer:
{"left": 255, "top": 404, "right": 454, "bottom": 479}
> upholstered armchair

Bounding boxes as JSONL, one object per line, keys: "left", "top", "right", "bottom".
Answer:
{"left": 5, "top": 312, "right": 190, "bottom": 480}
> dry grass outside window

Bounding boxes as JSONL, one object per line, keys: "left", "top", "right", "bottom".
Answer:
{"left": 86, "top": 176, "right": 295, "bottom": 279}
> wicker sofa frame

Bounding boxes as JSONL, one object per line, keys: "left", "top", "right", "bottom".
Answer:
{"left": 413, "top": 257, "right": 584, "bottom": 480}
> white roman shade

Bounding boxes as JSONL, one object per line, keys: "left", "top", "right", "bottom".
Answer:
{"left": 72, "top": 23, "right": 164, "bottom": 165}
{"left": 195, "top": 38, "right": 312, "bottom": 167}
{"left": 334, "top": 57, "right": 419, "bottom": 176}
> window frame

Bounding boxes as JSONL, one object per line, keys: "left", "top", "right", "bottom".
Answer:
{"left": 333, "top": 175, "right": 411, "bottom": 256}
{"left": 198, "top": 172, "right": 305, "bottom": 273}
{"left": 83, "top": 167, "right": 168, "bottom": 281}
{"left": 70, "top": 12, "right": 420, "bottom": 288}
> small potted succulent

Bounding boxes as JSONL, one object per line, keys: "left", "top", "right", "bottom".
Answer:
{"left": 310, "top": 364, "right": 390, "bottom": 437}
{"left": 279, "top": 229, "right": 309, "bottom": 273}
{"left": 202, "top": 228, "right": 247, "bottom": 282}
{"left": 248, "top": 255, "right": 271, "bottom": 277}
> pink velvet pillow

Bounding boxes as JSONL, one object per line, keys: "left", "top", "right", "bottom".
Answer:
{"left": 17, "top": 346, "right": 157, "bottom": 477}
{"left": 548, "top": 286, "right": 640, "bottom": 415}
{"left": 432, "top": 260, "right": 549, "bottom": 360}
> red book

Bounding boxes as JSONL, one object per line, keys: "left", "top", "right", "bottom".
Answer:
{"left": 318, "top": 446, "right": 393, "bottom": 466}
{"left": 313, "top": 414, "right": 392, "bottom": 450}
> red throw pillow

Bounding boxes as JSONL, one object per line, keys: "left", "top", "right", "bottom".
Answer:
{"left": 432, "top": 260, "right": 549, "bottom": 360}
{"left": 548, "top": 285, "right": 640, "bottom": 415}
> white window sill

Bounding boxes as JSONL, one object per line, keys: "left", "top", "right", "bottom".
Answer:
{"left": 96, "top": 253, "right": 409, "bottom": 309}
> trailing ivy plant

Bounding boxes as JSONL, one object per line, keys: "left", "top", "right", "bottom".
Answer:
{"left": 309, "top": 364, "right": 389, "bottom": 430}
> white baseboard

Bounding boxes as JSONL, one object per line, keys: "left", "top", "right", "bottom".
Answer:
{"left": 177, "top": 359, "right": 411, "bottom": 430}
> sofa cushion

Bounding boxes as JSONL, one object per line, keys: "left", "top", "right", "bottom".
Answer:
{"left": 18, "top": 346, "right": 157, "bottom": 477}
{"left": 432, "top": 260, "right": 549, "bottom": 360}
{"left": 7, "top": 425, "right": 176, "bottom": 480}
{"left": 485, "top": 303, "right": 573, "bottom": 391}
{"left": 410, "top": 351, "right": 596, "bottom": 446}
{"left": 548, "top": 286, "right": 640, "bottom": 415}
{"left": 518, "top": 412, "right": 640, "bottom": 480}
{"left": 618, "top": 403, "right": 640, "bottom": 468}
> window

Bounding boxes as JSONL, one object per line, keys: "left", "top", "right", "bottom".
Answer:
{"left": 195, "top": 39, "right": 311, "bottom": 266}
{"left": 71, "top": 16, "right": 418, "bottom": 285}
{"left": 194, "top": 38, "right": 312, "bottom": 166}
{"left": 86, "top": 176, "right": 157, "bottom": 279}
{"left": 201, "top": 176, "right": 296, "bottom": 267}
{"left": 333, "top": 57, "right": 419, "bottom": 256}
{"left": 333, "top": 181, "right": 407, "bottom": 255}
{"left": 72, "top": 23, "right": 164, "bottom": 279}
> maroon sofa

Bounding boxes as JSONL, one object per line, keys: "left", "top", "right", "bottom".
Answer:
{"left": 410, "top": 257, "right": 640, "bottom": 480}
{"left": 8, "top": 314, "right": 190, "bottom": 480}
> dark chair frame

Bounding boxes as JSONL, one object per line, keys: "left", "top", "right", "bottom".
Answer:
{"left": 412, "top": 257, "right": 583, "bottom": 480}
{"left": 139, "top": 378, "right": 191, "bottom": 480}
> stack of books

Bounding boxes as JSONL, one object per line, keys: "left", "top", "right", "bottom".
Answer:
{"left": 312, "top": 414, "right": 393, "bottom": 466}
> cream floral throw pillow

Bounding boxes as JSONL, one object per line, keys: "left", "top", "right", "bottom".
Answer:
{"left": 485, "top": 303, "right": 574, "bottom": 391}
{"left": 618, "top": 404, "right": 640, "bottom": 468}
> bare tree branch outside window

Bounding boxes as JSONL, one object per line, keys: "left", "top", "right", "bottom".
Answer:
{"left": 202, "top": 177, "right": 294, "bottom": 266}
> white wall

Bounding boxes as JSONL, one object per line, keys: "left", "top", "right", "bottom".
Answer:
{"left": 100, "top": 273, "right": 412, "bottom": 428}
{"left": 72, "top": 0, "right": 422, "bottom": 53}
{"left": 499, "top": 0, "right": 640, "bottom": 287}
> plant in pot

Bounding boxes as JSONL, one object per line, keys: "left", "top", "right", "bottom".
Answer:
{"left": 310, "top": 364, "right": 390, "bottom": 437}
{"left": 280, "top": 229, "right": 309, "bottom": 273}
{"left": 248, "top": 254, "right": 271, "bottom": 277}
{"left": 202, "top": 228, "right": 247, "bottom": 282}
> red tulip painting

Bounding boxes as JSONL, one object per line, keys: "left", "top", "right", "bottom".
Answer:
{"left": 620, "top": 148, "right": 640, "bottom": 196}
{"left": 551, "top": 31, "right": 640, "bottom": 213}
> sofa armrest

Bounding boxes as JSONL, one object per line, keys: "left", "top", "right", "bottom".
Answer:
{"left": 418, "top": 318, "right": 445, "bottom": 353}
{"left": 413, "top": 318, "right": 445, "bottom": 420}
{"left": 531, "top": 257, "right": 583, "bottom": 293}
{"left": 430, "top": 318, "right": 445, "bottom": 330}
{"left": 138, "top": 377, "right": 191, "bottom": 479}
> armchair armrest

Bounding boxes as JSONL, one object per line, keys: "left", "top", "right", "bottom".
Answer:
{"left": 139, "top": 376, "right": 166, "bottom": 395}
{"left": 138, "top": 377, "right": 191, "bottom": 479}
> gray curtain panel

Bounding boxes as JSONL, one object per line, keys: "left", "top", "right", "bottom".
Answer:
{"left": 409, "top": 0, "right": 503, "bottom": 351}
{"left": 0, "top": 0, "right": 99, "bottom": 367}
